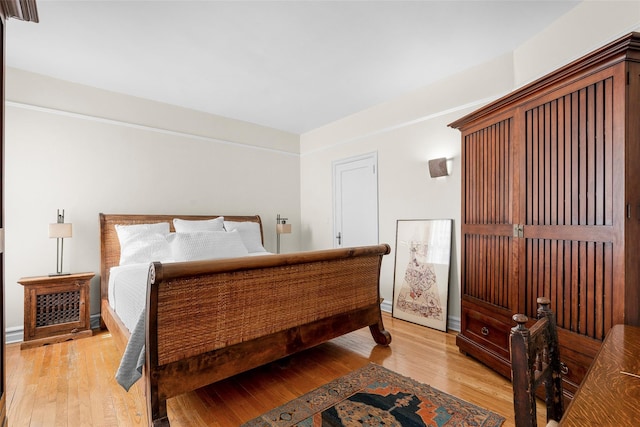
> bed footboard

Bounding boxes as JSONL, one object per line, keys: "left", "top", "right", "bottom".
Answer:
{"left": 145, "top": 244, "right": 391, "bottom": 426}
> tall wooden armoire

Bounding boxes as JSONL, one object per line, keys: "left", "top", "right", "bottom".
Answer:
{"left": 450, "top": 32, "right": 640, "bottom": 398}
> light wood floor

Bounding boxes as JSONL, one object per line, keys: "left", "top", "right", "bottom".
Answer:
{"left": 5, "top": 313, "right": 545, "bottom": 426}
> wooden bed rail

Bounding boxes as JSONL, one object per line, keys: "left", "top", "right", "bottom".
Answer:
{"left": 150, "top": 244, "right": 391, "bottom": 280}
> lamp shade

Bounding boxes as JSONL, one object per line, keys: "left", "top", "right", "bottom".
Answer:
{"left": 49, "top": 222, "right": 72, "bottom": 239}
{"left": 276, "top": 223, "right": 292, "bottom": 234}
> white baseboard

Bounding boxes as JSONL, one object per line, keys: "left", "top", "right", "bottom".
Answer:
{"left": 5, "top": 314, "right": 103, "bottom": 345}
{"left": 380, "top": 299, "right": 393, "bottom": 314}
{"left": 6, "top": 326, "right": 23, "bottom": 345}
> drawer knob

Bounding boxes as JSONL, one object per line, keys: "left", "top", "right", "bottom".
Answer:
{"left": 481, "top": 326, "right": 489, "bottom": 336}
{"left": 560, "top": 362, "right": 569, "bottom": 375}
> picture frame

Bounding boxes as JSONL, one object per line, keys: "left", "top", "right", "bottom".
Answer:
{"left": 392, "top": 219, "right": 452, "bottom": 331}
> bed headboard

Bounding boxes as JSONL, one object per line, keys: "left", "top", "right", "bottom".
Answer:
{"left": 99, "top": 213, "right": 263, "bottom": 301}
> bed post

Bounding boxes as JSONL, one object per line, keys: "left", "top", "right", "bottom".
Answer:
{"left": 369, "top": 312, "right": 392, "bottom": 345}
{"left": 369, "top": 244, "right": 392, "bottom": 346}
{"left": 146, "top": 262, "right": 169, "bottom": 427}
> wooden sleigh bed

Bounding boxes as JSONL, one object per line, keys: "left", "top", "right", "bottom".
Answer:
{"left": 99, "top": 213, "right": 392, "bottom": 426}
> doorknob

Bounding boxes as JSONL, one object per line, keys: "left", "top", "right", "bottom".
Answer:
{"left": 336, "top": 232, "right": 342, "bottom": 245}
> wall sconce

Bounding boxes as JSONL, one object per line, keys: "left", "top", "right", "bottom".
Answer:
{"left": 48, "top": 209, "right": 72, "bottom": 276}
{"left": 276, "top": 214, "right": 291, "bottom": 254}
{"left": 428, "top": 157, "right": 449, "bottom": 178}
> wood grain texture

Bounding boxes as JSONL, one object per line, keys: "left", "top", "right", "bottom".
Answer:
{"left": 561, "top": 324, "right": 640, "bottom": 426}
{"left": 5, "top": 313, "right": 547, "bottom": 427}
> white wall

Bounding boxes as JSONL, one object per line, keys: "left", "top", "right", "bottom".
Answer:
{"left": 514, "top": 1, "right": 640, "bottom": 88}
{"left": 299, "top": 2, "right": 640, "bottom": 330}
{"left": 4, "top": 68, "right": 302, "bottom": 333}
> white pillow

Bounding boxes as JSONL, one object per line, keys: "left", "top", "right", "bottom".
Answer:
{"left": 223, "top": 221, "right": 266, "bottom": 253}
{"left": 115, "top": 222, "right": 172, "bottom": 265}
{"left": 173, "top": 216, "right": 225, "bottom": 233}
{"left": 167, "top": 230, "right": 249, "bottom": 261}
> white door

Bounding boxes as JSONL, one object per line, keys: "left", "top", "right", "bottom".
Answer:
{"left": 333, "top": 152, "right": 379, "bottom": 248}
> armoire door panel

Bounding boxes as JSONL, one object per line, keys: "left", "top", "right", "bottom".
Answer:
{"left": 461, "top": 117, "right": 515, "bottom": 312}
{"left": 463, "top": 234, "right": 513, "bottom": 310}
{"left": 463, "top": 118, "right": 513, "bottom": 226}
{"left": 524, "top": 77, "right": 615, "bottom": 229}
{"left": 523, "top": 238, "right": 614, "bottom": 341}
{"left": 523, "top": 73, "right": 618, "bottom": 341}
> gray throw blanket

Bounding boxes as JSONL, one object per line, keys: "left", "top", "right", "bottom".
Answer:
{"left": 115, "top": 309, "right": 146, "bottom": 390}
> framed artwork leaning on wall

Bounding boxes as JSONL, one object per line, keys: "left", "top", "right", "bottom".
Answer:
{"left": 392, "top": 219, "right": 452, "bottom": 332}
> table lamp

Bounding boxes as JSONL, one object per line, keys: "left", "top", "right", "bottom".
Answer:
{"left": 276, "top": 214, "right": 291, "bottom": 254}
{"left": 48, "top": 209, "right": 72, "bottom": 276}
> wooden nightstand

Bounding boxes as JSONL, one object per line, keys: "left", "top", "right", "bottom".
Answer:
{"left": 18, "top": 272, "right": 94, "bottom": 349}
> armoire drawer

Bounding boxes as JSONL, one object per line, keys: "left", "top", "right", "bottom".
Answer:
{"left": 557, "top": 343, "right": 596, "bottom": 397}
{"left": 462, "top": 308, "right": 511, "bottom": 359}
{"left": 557, "top": 356, "right": 584, "bottom": 397}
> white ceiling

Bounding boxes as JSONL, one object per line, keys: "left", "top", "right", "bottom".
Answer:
{"left": 5, "top": 0, "right": 579, "bottom": 134}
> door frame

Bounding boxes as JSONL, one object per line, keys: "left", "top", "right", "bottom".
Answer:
{"left": 332, "top": 152, "right": 379, "bottom": 248}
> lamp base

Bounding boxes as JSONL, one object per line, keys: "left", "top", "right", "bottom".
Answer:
{"left": 48, "top": 272, "right": 71, "bottom": 277}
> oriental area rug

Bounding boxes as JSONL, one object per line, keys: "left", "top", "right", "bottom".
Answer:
{"left": 242, "top": 363, "right": 505, "bottom": 427}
